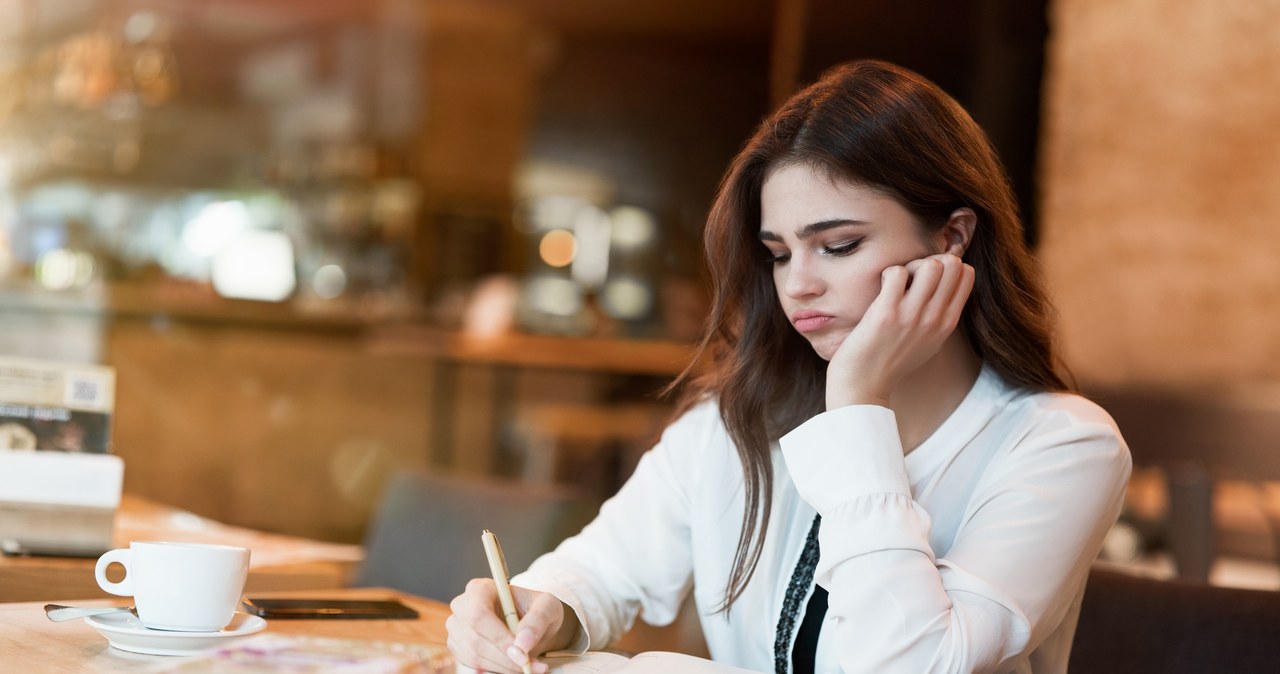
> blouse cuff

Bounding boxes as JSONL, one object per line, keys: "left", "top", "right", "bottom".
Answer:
{"left": 779, "top": 404, "right": 911, "bottom": 514}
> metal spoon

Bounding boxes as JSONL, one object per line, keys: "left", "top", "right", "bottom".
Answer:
{"left": 43, "top": 604, "right": 136, "bottom": 622}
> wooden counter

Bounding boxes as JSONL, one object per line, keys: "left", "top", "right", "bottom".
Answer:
{"left": 369, "top": 324, "right": 696, "bottom": 376}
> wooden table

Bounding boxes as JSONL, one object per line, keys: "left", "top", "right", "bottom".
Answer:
{"left": 0, "top": 587, "right": 451, "bottom": 673}
{"left": 0, "top": 494, "right": 364, "bottom": 603}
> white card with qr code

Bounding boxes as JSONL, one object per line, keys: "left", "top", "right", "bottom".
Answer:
{"left": 0, "top": 357, "right": 115, "bottom": 453}
{"left": 64, "top": 370, "right": 113, "bottom": 411}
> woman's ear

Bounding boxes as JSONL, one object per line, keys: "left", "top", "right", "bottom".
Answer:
{"left": 936, "top": 207, "right": 976, "bottom": 256}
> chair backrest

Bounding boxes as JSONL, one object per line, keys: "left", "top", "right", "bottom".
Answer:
{"left": 356, "top": 470, "right": 595, "bottom": 602}
{"left": 1069, "top": 568, "right": 1280, "bottom": 674}
{"left": 1091, "top": 389, "right": 1280, "bottom": 481}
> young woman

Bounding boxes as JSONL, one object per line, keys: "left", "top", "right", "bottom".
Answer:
{"left": 447, "top": 60, "right": 1130, "bottom": 674}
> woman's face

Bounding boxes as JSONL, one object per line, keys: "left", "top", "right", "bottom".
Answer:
{"left": 759, "top": 163, "right": 939, "bottom": 361}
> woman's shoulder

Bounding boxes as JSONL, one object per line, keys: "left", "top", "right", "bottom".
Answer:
{"left": 970, "top": 366, "right": 1118, "bottom": 437}
{"left": 652, "top": 397, "right": 738, "bottom": 464}
{"left": 671, "top": 395, "right": 723, "bottom": 424}
{"left": 1010, "top": 386, "right": 1120, "bottom": 431}
{"left": 962, "top": 366, "right": 1118, "bottom": 449}
{"left": 997, "top": 384, "right": 1131, "bottom": 468}
{"left": 969, "top": 365, "right": 1108, "bottom": 425}
{"left": 1016, "top": 387, "right": 1114, "bottom": 421}
{"left": 661, "top": 397, "right": 728, "bottom": 443}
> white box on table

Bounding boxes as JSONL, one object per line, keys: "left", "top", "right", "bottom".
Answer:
{"left": 0, "top": 451, "right": 123, "bottom": 556}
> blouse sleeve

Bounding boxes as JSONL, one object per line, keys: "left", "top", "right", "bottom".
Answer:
{"left": 510, "top": 403, "right": 715, "bottom": 653}
{"left": 779, "top": 401, "right": 1131, "bottom": 673}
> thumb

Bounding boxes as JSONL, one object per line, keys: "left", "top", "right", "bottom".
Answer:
{"left": 509, "top": 589, "right": 563, "bottom": 657}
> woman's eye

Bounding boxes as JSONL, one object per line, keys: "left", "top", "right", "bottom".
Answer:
{"left": 822, "top": 239, "right": 861, "bottom": 256}
{"left": 769, "top": 251, "right": 790, "bottom": 265}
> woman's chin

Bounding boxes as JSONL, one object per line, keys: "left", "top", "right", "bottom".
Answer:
{"left": 806, "top": 336, "right": 840, "bottom": 362}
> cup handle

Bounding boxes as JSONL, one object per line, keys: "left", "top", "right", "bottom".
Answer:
{"left": 94, "top": 549, "right": 133, "bottom": 597}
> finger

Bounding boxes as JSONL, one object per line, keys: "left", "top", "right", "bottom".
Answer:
{"left": 453, "top": 580, "right": 526, "bottom": 672}
{"left": 921, "top": 255, "right": 965, "bottom": 325}
{"left": 901, "top": 253, "right": 948, "bottom": 279}
{"left": 877, "top": 265, "right": 910, "bottom": 301}
{"left": 900, "top": 257, "right": 944, "bottom": 317}
{"left": 475, "top": 650, "right": 521, "bottom": 674}
{"left": 471, "top": 581, "right": 523, "bottom": 646}
{"left": 867, "top": 265, "right": 910, "bottom": 326}
{"left": 448, "top": 627, "right": 519, "bottom": 674}
{"left": 902, "top": 256, "right": 931, "bottom": 275}
{"left": 505, "top": 629, "right": 536, "bottom": 672}
{"left": 505, "top": 590, "right": 562, "bottom": 669}
{"left": 521, "top": 591, "right": 566, "bottom": 652}
{"left": 446, "top": 632, "right": 471, "bottom": 665}
{"left": 943, "top": 263, "right": 975, "bottom": 325}
{"left": 455, "top": 580, "right": 512, "bottom": 642}
{"left": 468, "top": 629, "right": 523, "bottom": 674}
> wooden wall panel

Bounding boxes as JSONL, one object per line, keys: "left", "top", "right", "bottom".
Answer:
{"left": 107, "top": 321, "right": 435, "bottom": 543}
{"left": 1039, "top": 0, "right": 1280, "bottom": 390}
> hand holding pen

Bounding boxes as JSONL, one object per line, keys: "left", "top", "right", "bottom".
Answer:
{"left": 445, "top": 530, "right": 579, "bottom": 673}
{"left": 482, "top": 529, "right": 534, "bottom": 674}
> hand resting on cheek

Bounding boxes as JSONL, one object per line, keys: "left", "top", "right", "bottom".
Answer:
{"left": 825, "top": 252, "right": 975, "bottom": 410}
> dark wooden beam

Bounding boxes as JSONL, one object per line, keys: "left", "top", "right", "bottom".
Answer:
{"left": 769, "top": 0, "right": 809, "bottom": 109}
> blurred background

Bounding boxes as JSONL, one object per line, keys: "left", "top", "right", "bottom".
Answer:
{"left": 1, "top": 0, "right": 1277, "bottom": 590}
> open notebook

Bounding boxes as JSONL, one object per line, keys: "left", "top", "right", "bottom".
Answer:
{"left": 460, "top": 651, "right": 757, "bottom": 674}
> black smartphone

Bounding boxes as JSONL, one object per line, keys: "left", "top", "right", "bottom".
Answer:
{"left": 243, "top": 597, "right": 420, "bottom": 620}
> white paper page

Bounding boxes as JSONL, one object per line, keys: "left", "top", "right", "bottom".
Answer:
{"left": 457, "top": 653, "right": 631, "bottom": 674}
{"left": 462, "top": 650, "right": 758, "bottom": 674}
{"left": 544, "top": 652, "right": 631, "bottom": 673}
{"left": 621, "top": 652, "right": 758, "bottom": 673}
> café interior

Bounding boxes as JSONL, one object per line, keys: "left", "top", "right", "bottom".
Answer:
{"left": 2, "top": 0, "right": 1280, "bottom": 670}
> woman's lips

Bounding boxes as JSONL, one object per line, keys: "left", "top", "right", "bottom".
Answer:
{"left": 791, "top": 312, "right": 834, "bottom": 333}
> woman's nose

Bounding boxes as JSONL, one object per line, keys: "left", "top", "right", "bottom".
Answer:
{"left": 783, "top": 258, "right": 824, "bottom": 298}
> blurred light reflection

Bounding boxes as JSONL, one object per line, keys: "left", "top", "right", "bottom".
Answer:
{"left": 571, "top": 205, "right": 610, "bottom": 289}
{"left": 609, "top": 205, "right": 656, "bottom": 250}
{"left": 538, "top": 229, "right": 576, "bottom": 268}
{"left": 210, "top": 230, "right": 296, "bottom": 302}
{"left": 524, "top": 275, "right": 582, "bottom": 317}
{"left": 182, "top": 200, "right": 249, "bottom": 257}
{"left": 602, "top": 276, "right": 654, "bottom": 320}
{"left": 312, "top": 264, "right": 348, "bottom": 299}
{"left": 36, "top": 248, "right": 94, "bottom": 290}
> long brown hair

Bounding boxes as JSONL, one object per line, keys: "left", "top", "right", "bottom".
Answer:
{"left": 670, "top": 60, "right": 1071, "bottom": 611}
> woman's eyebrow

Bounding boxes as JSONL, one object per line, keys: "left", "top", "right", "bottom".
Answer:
{"left": 759, "top": 219, "right": 867, "bottom": 242}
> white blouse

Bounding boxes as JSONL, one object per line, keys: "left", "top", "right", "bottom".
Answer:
{"left": 513, "top": 365, "right": 1131, "bottom": 673}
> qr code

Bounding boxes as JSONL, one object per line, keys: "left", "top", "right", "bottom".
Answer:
{"left": 65, "top": 374, "right": 107, "bottom": 408}
{"left": 71, "top": 379, "right": 99, "bottom": 402}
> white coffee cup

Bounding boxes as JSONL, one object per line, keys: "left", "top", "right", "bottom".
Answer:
{"left": 94, "top": 541, "right": 250, "bottom": 632}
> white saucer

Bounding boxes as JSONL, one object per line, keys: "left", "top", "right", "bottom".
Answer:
{"left": 85, "top": 611, "right": 267, "bottom": 656}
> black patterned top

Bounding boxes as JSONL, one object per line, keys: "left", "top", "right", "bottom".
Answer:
{"left": 773, "top": 514, "right": 823, "bottom": 674}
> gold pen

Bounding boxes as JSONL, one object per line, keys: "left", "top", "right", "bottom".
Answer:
{"left": 482, "top": 529, "right": 533, "bottom": 674}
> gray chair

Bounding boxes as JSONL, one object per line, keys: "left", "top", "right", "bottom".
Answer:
{"left": 356, "top": 469, "right": 596, "bottom": 602}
